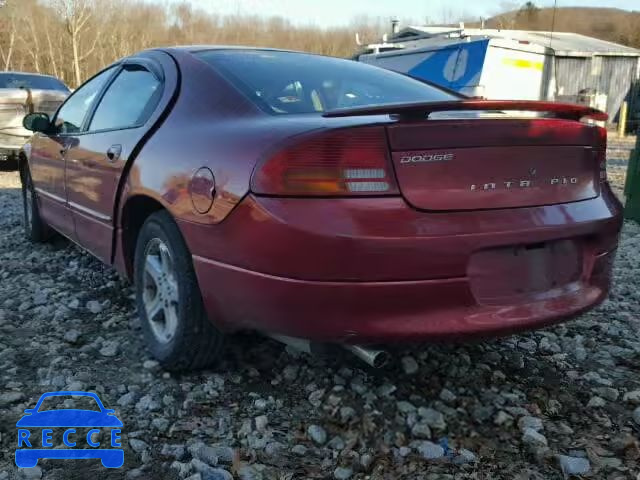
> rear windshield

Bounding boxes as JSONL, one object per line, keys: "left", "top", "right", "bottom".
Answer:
{"left": 0, "top": 73, "right": 69, "bottom": 92}
{"left": 196, "top": 50, "right": 456, "bottom": 115}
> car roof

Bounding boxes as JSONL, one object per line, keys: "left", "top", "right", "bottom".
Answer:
{"left": 161, "top": 45, "right": 309, "bottom": 56}
{"left": 0, "top": 71, "right": 62, "bottom": 79}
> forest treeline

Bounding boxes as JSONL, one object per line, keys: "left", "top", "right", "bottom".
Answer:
{"left": 0, "top": 1, "right": 637, "bottom": 88}
{"left": 486, "top": 5, "right": 640, "bottom": 48}
{"left": 0, "top": 0, "right": 389, "bottom": 87}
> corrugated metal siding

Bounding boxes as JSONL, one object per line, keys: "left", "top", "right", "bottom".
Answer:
{"left": 554, "top": 56, "right": 590, "bottom": 94}
{"left": 554, "top": 56, "right": 639, "bottom": 122}
{"left": 600, "top": 57, "right": 637, "bottom": 120}
{"left": 541, "top": 54, "right": 555, "bottom": 100}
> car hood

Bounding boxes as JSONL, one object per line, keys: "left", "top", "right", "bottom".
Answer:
{"left": 16, "top": 409, "right": 123, "bottom": 428}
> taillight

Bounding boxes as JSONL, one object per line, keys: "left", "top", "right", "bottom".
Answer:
{"left": 595, "top": 126, "right": 607, "bottom": 183}
{"left": 251, "top": 127, "right": 399, "bottom": 196}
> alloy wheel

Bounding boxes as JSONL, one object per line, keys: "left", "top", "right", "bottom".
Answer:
{"left": 142, "top": 238, "right": 179, "bottom": 343}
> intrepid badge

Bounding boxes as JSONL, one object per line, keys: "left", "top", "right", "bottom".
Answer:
{"left": 470, "top": 177, "right": 579, "bottom": 191}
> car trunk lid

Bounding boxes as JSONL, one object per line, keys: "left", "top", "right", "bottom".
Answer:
{"left": 388, "top": 118, "right": 602, "bottom": 210}
{"left": 0, "top": 88, "right": 67, "bottom": 126}
{"left": 0, "top": 89, "right": 67, "bottom": 147}
{"left": 324, "top": 100, "right": 606, "bottom": 211}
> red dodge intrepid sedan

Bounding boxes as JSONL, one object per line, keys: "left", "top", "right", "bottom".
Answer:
{"left": 19, "top": 47, "right": 622, "bottom": 369}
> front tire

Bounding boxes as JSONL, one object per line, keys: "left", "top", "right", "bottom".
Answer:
{"left": 134, "top": 210, "right": 224, "bottom": 370}
{"left": 20, "top": 166, "right": 50, "bottom": 242}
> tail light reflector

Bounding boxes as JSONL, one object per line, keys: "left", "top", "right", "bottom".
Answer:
{"left": 598, "top": 151, "right": 607, "bottom": 183}
{"left": 251, "top": 127, "right": 399, "bottom": 196}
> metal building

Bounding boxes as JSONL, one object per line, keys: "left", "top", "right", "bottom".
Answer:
{"left": 357, "top": 26, "right": 640, "bottom": 125}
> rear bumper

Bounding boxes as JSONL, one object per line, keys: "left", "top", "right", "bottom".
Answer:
{"left": 0, "top": 148, "right": 19, "bottom": 161}
{"left": 0, "top": 147, "right": 19, "bottom": 170}
{"left": 184, "top": 187, "right": 622, "bottom": 343}
{"left": 192, "top": 249, "right": 614, "bottom": 342}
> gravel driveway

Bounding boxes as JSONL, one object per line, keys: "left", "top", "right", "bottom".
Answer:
{"left": 0, "top": 168, "right": 639, "bottom": 480}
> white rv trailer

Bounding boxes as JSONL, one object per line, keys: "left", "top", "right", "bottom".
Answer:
{"left": 356, "top": 27, "right": 640, "bottom": 122}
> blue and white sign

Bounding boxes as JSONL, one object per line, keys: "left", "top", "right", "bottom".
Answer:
{"left": 15, "top": 391, "right": 124, "bottom": 468}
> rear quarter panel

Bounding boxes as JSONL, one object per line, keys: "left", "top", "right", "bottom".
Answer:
{"left": 121, "top": 49, "right": 390, "bottom": 226}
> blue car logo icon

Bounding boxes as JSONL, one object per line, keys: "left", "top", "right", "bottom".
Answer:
{"left": 16, "top": 391, "right": 124, "bottom": 468}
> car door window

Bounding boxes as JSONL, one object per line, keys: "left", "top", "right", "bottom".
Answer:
{"left": 89, "top": 66, "right": 161, "bottom": 131}
{"left": 54, "top": 67, "right": 115, "bottom": 134}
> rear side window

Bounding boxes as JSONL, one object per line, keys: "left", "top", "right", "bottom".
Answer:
{"left": 89, "top": 66, "right": 161, "bottom": 131}
{"left": 196, "top": 50, "right": 456, "bottom": 115}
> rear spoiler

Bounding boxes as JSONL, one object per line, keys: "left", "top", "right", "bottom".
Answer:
{"left": 322, "top": 100, "right": 608, "bottom": 122}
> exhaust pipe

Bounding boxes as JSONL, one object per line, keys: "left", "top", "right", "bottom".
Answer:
{"left": 268, "top": 334, "right": 313, "bottom": 354}
{"left": 268, "top": 334, "right": 390, "bottom": 368}
{"left": 344, "top": 345, "right": 390, "bottom": 368}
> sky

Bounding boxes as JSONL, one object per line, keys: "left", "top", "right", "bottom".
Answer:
{"left": 156, "top": 0, "right": 640, "bottom": 27}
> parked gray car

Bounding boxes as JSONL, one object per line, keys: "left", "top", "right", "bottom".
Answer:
{"left": 0, "top": 72, "right": 69, "bottom": 169}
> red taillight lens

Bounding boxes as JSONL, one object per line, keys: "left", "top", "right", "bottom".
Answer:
{"left": 251, "top": 127, "right": 399, "bottom": 196}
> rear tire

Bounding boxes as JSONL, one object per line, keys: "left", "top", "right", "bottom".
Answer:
{"left": 134, "top": 210, "right": 224, "bottom": 370}
{"left": 21, "top": 165, "right": 50, "bottom": 243}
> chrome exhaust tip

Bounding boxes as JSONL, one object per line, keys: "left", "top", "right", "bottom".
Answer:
{"left": 344, "top": 344, "right": 390, "bottom": 368}
{"left": 267, "top": 334, "right": 390, "bottom": 368}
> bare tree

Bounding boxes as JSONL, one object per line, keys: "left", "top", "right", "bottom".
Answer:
{"left": 0, "top": 0, "right": 636, "bottom": 89}
{"left": 52, "top": 0, "right": 100, "bottom": 85}
{"left": 0, "top": 0, "right": 20, "bottom": 70}
{"left": 18, "top": 0, "right": 45, "bottom": 73}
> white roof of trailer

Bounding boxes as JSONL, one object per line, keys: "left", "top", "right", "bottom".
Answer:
{"left": 391, "top": 27, "right": 640, "bottom": 57}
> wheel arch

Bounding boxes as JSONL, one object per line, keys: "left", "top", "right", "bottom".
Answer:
{"left": 119, "top": 194, "right": 168, "bottom": 280}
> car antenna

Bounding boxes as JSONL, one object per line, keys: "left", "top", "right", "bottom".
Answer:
{"left": 549, "top": 0, "right": 557, "bottom": 49}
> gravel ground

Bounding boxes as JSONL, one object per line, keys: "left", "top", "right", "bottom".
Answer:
{"left": 0, "top": 166, "right": 639, "bottom": 480}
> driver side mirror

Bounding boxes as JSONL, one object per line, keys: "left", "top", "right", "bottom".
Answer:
{"left": 23, "top": 112, "right": 51, "bottom": 133}
{"left": 23, "top": 408, "right": 35, "bottom": 414}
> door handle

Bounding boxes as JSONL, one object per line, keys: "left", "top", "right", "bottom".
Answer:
{"left": 60, "top": 145, "right": 70, "bottom": 156}
{"left": 106, "top": 144, "right": 122, "bottom": 163}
